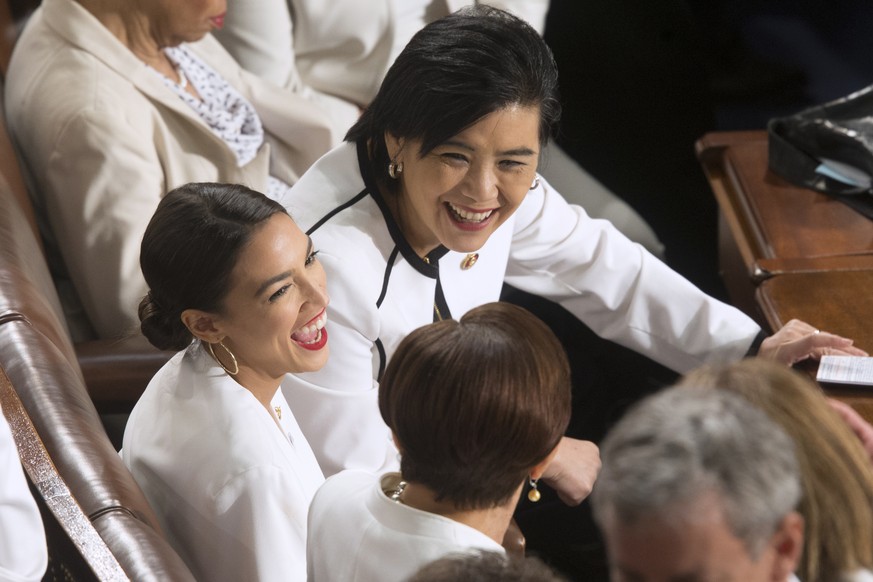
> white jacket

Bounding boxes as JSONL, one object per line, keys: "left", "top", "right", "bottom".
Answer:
{"left": 307, "top": 471, "right": 504, "bottom": 582}
{"left": 123, "top": 344, "right": 324, "bottom": 582}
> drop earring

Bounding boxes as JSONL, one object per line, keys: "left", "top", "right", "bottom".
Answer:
{"left": 528, "top": 477, "right": 541, "bottom": 502}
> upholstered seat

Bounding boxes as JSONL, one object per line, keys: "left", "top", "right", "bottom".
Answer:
{"left": 0, "top": 169, "right": 195, "bottom": 578}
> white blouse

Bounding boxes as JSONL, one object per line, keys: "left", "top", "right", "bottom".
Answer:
{"left": 123, "top": 343, "right": 324, "bottom": 582}
{"left": 307, "top": 471, "right": 504, "bottom": 582}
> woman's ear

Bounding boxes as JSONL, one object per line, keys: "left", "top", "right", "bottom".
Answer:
{"left": 181, "top": 309, "right": 223, "bottom": 343}
{"left": 384, "top": 132, "right": 405, "bottom": 162}
{"left": 768, "top": 511, "right": 804, "bottom": 582}
{"left": 529, "top": 444, "right": 561, "bottom": 481}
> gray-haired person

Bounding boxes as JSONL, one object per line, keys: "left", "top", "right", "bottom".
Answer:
{"left": 592, "top": 388, "right": 805, "bottom": 582}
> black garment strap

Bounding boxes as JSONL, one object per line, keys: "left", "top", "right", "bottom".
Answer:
{"left": 744, "top": 329, "right": 768, "bottom": 357}
{"left": 376, "top": 246, "right": 400, "bottom": 309}
{"left": 375, "top": 338, "right": 387, "bottom": 382}
{"left": 433, "top": 274, "right": 452, "bottom": 322}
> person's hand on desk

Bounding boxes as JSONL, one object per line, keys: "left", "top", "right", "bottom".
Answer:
{"left": 540, "top": 437, "right": 601, "bottom": 506}
{"left": 758, "top": 319, "right": 868, "bottom": 366}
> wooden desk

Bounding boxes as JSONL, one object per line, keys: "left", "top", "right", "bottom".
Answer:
{"left": 698, "top": 131, "right": 873, "bottom": 420}
{"left": 696, "top": 131, "right": 873, "bottom": 321}
{"left": 757, "top": 270, "right": 873, "bottom": 419}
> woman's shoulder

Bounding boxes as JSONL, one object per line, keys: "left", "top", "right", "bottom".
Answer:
{"left": 285, "top": 143, "right": 369, "bottom": 229}
{"left": 127, "top": 349, "right": 310, "bottom": 487}
{"left": 310, "top": 470, "right": 381, "bottom": 519}
{"left": 7, "top": 29, "right": 153, "bottom": 146}
{"left": 9, "top": 3, "right": 146, "bottom": 109}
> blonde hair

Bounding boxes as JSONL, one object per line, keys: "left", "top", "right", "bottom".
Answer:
{"left": 680, "top": 360, "right": 873, "bottom": 582}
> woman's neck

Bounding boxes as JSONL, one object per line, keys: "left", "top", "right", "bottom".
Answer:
{"left": 399, "top": 481, "right": 521, "bottom": 545}
{"left": 378, "top": 184, "right": 440, "bottom": 259}
{"left": 204, "top": 344, "right": 283, "bottom": 423}
{"left": 77, "top": 0, "right": 169, "bottom": 67}
{"left": 225, "top": 365, "right": 284, "bottom": 415}
{"left": 235, "top": 371, "right": 286, "bottom": 433}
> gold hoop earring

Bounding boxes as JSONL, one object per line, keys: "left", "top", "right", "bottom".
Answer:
{"left": 529, "top": 178, "right": 540, "bottom": 191}
{"left": 527, "top": 477, "right": 541, "bottom": 502}
{"left": 207, "top": 340, "right": 239, "bottom": 376}
{"left": 388, "top": 160, "right": 403, "bottom": 179}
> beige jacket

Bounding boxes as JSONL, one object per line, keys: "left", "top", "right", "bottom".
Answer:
{"left": 5, "top": 0, "right": 356, "bottom": 339}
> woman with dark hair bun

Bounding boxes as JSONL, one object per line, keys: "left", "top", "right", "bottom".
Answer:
{"left": 307, "top": 302, "right": 574, "bottom": 582}
{"left": 122, "top": 182, "right": 330, "bottom": 581}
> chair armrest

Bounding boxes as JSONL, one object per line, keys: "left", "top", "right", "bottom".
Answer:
{"left": 75, "top": 335, "right": 173, "bottom": 414}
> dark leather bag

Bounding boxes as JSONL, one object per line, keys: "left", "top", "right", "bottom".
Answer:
{"left": 768, "top": 85, "right": 873, "bottom": 219}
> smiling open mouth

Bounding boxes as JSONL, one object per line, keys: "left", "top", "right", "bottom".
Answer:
{"left": 291, "top": 310, "right": 328, "bottom": 350}
{"left": 446, "top": 202, "right": 495, "bottom": 224}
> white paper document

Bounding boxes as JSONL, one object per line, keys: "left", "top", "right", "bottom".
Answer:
{"left": 816, "top": 356, "right": 873, "bottom": 386}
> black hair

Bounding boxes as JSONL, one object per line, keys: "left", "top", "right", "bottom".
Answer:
{"left": 138, "top": 182, "right": 286, "bottom": 351}
{"left": 346, "top": 5, "right": 561, "bottom": 192}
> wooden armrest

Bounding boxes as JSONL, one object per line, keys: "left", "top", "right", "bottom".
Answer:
{"left": 695, "top": 130, "right": 768, "bottom": 161}
{"left": 75, "top": 335, "right": 173, "bottom": 414}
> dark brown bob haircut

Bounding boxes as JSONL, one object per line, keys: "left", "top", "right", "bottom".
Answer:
{"left": 379, "top": 302, "right": 571, "bottom": 510}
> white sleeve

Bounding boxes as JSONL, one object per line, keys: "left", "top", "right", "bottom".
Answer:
{"left": 0, "top": 410, "right": 47, "bottom": 582}
{"left": 478, "top": 0, "right": 550, "bottom": 34}
{"left": 505, "top": 176, "right": 762, "bottom": 374}
{"left": 213, "top": 0, "right": 296, "bottom": 87}
{"left": 446, "top": 1, "right": 550, "bottom": 35}
{"left": 213, "top": 0, "right": 362, "bottom": 121}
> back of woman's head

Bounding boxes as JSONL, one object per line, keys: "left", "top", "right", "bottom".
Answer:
{"left": 680, "top": 359, "right": 873, "bottom": 581}
{"left": 138, "top": 182, "right": 286, "bottom": 351}
{"left": 379, "top": 302, "right": 571, "bottom": 510}
{"left": 347, "top": 5, "right": 560, "bottom": 189}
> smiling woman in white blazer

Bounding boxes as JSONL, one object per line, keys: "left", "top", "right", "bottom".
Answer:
{"left": 122, "top": 183, "right": 330, "bottom": 582}
{"left": 3, "top": 0, "right": 357, "bottom": 340}
{"left": 281, "top": 6, "right": 864, "bottom": 498}
{"left": 215, "top": 0, "right": 666, "bottom": 256}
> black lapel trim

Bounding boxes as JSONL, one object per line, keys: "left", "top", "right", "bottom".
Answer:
{"left": 376, "top": 246, "right": 400, "bottom": 309}
{"left": 305, "top": 187, "right": 369, "bottom": 236}
{"left": 433, "top": 277, "right": 452, "bottom": 322}
{"left": 374, "top": 338, "right": 387, "bottom": 382}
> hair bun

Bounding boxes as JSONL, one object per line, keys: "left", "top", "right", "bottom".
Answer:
{"left": 138, "top": 292, "right": 191, "bottom": 352}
